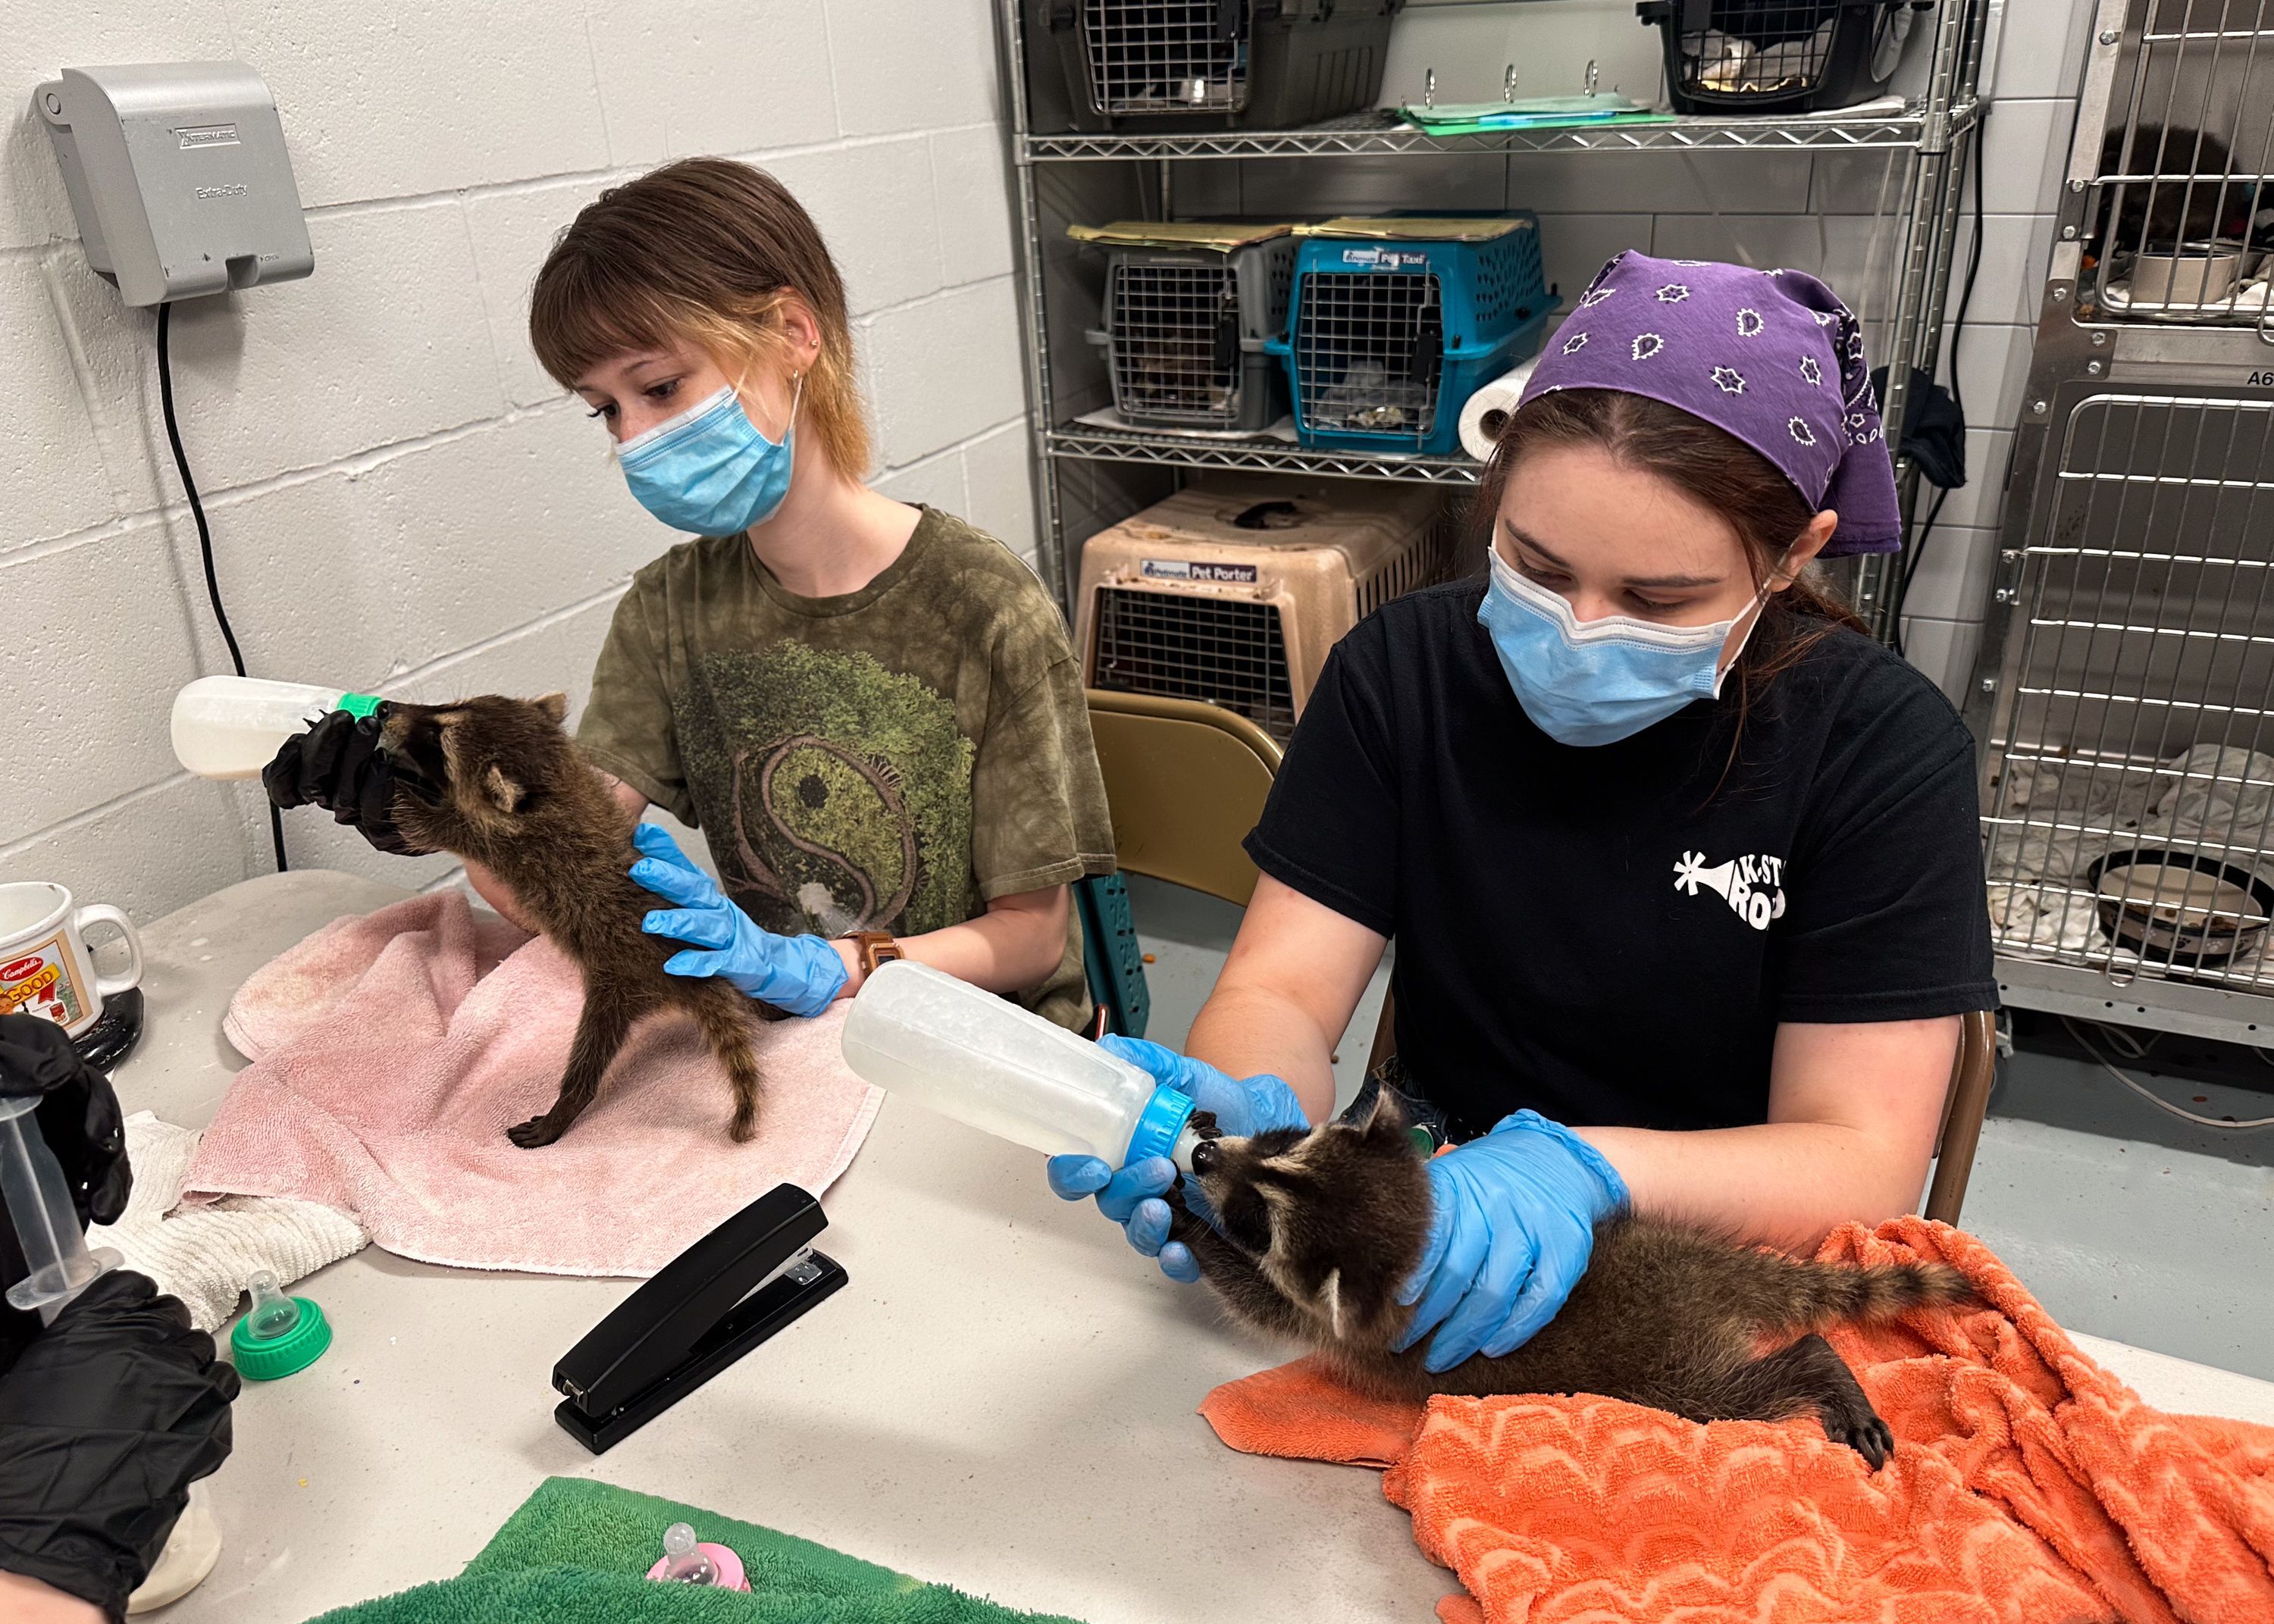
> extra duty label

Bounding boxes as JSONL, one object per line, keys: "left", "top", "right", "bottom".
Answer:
{"left": 1142, "top": 559, "right": 1258, "bottom": 584}
{"left": 1338, "top": 247, "right": 1430, "bottom": 269}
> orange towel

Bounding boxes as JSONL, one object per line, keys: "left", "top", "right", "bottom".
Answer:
{"left": 1198, "top": 1217, "right": 2274, "bottom": 1624}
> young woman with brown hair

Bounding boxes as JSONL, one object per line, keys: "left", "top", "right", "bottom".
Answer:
{"left": 270, "top": 158, "right": 1114, "bottom": 1030}
{"left": 1052, "top": 252, "right": 1996, "bottom": 1373}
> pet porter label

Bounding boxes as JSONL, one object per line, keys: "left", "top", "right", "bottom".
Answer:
{"left": 0, "top": 936, "right": 86, "bottom": 1025}
{"left": 1141, "top": 559, "right": 1258, "bottom": 584}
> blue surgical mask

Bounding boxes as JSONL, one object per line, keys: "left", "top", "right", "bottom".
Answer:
{"left": 1477, "top": 545, "right": 1766, "bottom": 748}
{"left": 615, "top": 376, "right": 800, "bottom": 536}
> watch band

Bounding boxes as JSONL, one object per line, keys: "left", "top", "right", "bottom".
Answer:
{"left": 849, "top": 931, "right": 904, "bottom": 976}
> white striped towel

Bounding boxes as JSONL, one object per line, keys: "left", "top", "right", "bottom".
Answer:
{"left": 89, "top": 1112, "right": 368, "bottom": 1333}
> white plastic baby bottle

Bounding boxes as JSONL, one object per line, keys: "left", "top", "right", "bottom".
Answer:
{"left": 171, "top": 676, "right": 385, "bottom": 781}
{"left": 840, "top": 961, "right": 1204, "bottom": 1171}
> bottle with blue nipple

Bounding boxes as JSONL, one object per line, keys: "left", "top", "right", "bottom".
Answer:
{"left": 840, "top": 961, "right": 1203, "bottom": 1172}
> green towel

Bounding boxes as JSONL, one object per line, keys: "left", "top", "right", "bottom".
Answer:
{"left": 303, "top": 1477, "right": 1085, "bottom": 1624}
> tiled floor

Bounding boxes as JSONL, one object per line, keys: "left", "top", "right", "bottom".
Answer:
{"left": 1123, "top": 876, "right": 2274, "bottom": 1381}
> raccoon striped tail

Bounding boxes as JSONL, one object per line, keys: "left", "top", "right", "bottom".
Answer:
{"left": 1745, "top": 1254, "right": 1976, "bottom": 1332}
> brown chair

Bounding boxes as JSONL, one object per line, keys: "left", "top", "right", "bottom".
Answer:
{"left": 1085, "top": 689, "right": 1283, "bottom": 908}
{"left": 1924, "top": 1009, "right": 1999, "bottom": 1225}
{"left": 1362, "top": 996, "right": 1997, "bottom": 1225}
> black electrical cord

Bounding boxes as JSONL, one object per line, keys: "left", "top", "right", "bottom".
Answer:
{"left": 157, "top": 302, "right": 290, "bottom": 874}
{"left": 1892, "top": 93, "right": 1989, "bottom": 659}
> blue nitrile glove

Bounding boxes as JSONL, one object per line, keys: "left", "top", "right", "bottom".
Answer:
{"left": 1045, "top": 1036, "right": 1308, "bottom": 1284}
{"left": 1394, "top": 1109, "right": 1628, "bottom": 1373}
{"left": 627, "top": 823, "right": 849, "bottom": 1018}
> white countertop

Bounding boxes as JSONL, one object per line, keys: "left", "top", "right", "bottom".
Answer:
{"left": 115, "top": 872, "right": 1458, "bottom": 1623}
{"left": 113, "top": 873, "right": 2274, "bottom": 1622}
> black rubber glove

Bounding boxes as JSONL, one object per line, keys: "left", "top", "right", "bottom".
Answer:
{"left": 262, "top": 706, "right": 415, "bottom": 855}
{"left": 0, "top": 1016, "right": 130, "bottom": 1373}
{"left": 0, "top": 1271, "right": 239, "bottom": 1622}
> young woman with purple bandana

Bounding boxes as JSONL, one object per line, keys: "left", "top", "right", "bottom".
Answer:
{"left": 1051, "top": 252, "right": 1997, "bottom": 1373}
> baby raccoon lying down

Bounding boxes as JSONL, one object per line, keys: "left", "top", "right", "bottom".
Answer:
{"left": 379, "top": 693, "right": 786, "bottom": 1147}
{"left": 1170, "top": 1094, "right": 1972, "bottom": 1469}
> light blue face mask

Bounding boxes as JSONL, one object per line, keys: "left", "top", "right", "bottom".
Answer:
{"left": 1477, "top": 544, "right": 1768, "bottom": 748}
{"left": 615, "top": 375, "right": 800, "bottom": 536}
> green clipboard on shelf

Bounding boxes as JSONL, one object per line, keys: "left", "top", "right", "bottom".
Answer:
{"left": 1399, "top": 63, "right": 1673, "bottom": 137}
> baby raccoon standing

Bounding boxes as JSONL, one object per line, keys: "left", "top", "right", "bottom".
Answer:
{"left": 380, "top": 693, "right": 786, "bottom": 1147}
{"left": 1171, "top": 1094, "right": 1974, "bottom": 1469}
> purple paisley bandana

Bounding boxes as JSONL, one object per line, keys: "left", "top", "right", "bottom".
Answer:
{"left": 1518, "top": 251, "right": 1901, "bottom": 556}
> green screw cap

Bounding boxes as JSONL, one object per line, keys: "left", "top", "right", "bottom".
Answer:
{"left": 337, "top": 692, "right": 382, "bottom": 719}
{"left": 230, "top": 1273, "right": 332, "bottom": 1380}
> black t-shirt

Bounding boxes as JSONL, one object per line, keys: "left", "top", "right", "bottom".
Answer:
{"left": 1246, "top": 580, "right": 1997, "bottom": 1139}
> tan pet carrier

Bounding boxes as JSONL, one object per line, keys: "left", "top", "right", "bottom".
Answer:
{"left": 1074, "top": 475, "right": 1458, "bottom": 742}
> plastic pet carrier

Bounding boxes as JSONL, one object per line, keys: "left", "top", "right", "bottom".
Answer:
{"left": 1023, "top": 0, "right": 1403, "bottom": 134}
{"left": 1634, "top": 0, "right": 1926, "bottom": 115}
{"left": 1070, "top": 221, "right": 1298, "bottom": 431}
{"left": 1268, "top": 216, "right": 1555, "bottom": 458}
{"left": 1073, "top": 474, "right": 1457, "bottom": 740}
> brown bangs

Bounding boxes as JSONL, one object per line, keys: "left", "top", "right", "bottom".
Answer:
{"left": 528, "top": 158, "right": 872, "bottom": 479}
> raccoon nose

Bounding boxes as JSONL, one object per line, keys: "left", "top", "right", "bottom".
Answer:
{"left": 1189, "top": 1139, "right": 1220, "bottom": 1175}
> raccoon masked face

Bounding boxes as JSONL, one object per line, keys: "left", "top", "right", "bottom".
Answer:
{"left": 378, "top": 693, "right": 570, "bottom": 836}
{"left": 1185, "top": 1091, "right": 1433, "bottom": 1347}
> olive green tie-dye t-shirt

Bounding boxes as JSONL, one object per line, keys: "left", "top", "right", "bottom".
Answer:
{"left": 577, "top": 507, "right": 1115, "bottom": 1028}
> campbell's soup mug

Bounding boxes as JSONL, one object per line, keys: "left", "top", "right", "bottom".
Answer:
{"left": 0, "top": 882, "right": 143, "bottom": 1038}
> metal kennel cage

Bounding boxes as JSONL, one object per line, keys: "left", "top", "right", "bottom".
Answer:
{"left": 2073, "top": 0, "right": 2274, "bottom": 328}
{"left": 1970, "top": 0, "right": 2274, "bottom": 1045}
{"left": 1074, "top": 474, "right": 1458, "bottom": 740}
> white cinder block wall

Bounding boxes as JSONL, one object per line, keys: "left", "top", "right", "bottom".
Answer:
{"left": 2, "top": 0, "right": 1031, "bottom": 926}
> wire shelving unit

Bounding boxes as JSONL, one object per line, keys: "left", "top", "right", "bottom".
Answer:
{"left": 998, "top": 0, "right": 1994, "bottom": 642}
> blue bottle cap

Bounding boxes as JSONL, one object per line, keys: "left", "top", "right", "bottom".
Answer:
{"left": 1121, "top": 1084, "right": 1196, "bottom": 1169}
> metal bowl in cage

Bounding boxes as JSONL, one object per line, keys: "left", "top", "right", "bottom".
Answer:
{"left": 2126, "top": 239, "right": 2248, "bottom": 308}
{"left": 2083, "top": 848, "right": 2274, "bottom": 970}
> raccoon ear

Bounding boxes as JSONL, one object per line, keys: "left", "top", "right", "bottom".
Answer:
{"left": 1319, "top": 1268, "right": 1343, "bottom": 1339}
{"left": 1356, "top": 1087, "right": 1408, "bottom": 1140}
{"left": 481, "top": 763, "right": 528, "bottom": 815}
{"left": 532, "top": 692, "right": 568, "bottom": 725}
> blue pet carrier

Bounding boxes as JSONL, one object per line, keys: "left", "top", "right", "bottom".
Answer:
{"left": 1267, "top": 216, "right": 1557, "bottom": 457}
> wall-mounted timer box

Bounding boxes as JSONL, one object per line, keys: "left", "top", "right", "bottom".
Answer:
{"left": 34, "top": 62, "right": 314, "bottom": 308}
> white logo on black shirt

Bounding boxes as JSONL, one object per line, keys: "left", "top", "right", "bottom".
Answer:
{"left": 1673, "top": 850, "right": 1787, "bottom": 931}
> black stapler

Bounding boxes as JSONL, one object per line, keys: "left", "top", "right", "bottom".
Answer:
{"left": 553, "top": 1182, "right": 846, "bottom": 1453}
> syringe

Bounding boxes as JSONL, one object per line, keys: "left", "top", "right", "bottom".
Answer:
{"left": 1, "top": 1095, "right": 120, "bottom": 1323}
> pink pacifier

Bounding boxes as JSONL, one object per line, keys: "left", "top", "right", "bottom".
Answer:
{"left": 646, "top": 1521, "right": 750, "bottom": 1591}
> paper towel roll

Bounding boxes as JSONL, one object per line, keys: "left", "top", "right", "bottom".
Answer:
{"left": 1457, "top": 358, "right": 1540, "bottom": 462}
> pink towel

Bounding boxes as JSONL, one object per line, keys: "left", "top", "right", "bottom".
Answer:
{"left": 184, "top": 892, "right": 882, "bottom": 1276}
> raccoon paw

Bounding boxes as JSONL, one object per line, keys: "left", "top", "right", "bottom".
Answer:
{"left": 507, "top": 1114, "right": 566, "bottom": 1149}
{"left": 1821, "top": 1400, "right": 1895, "bottom": 1471}
{"left": 1188, "top": 1109, "right": 1224, "bottom": 1141}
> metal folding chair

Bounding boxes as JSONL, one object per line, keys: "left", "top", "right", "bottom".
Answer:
{"left": 1085, "top": 688, "right": 1283, "bottom": 909}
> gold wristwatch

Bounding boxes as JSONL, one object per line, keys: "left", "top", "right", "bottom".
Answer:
{"left": 847, "top": 931, "right": 904, "bottom": 979}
